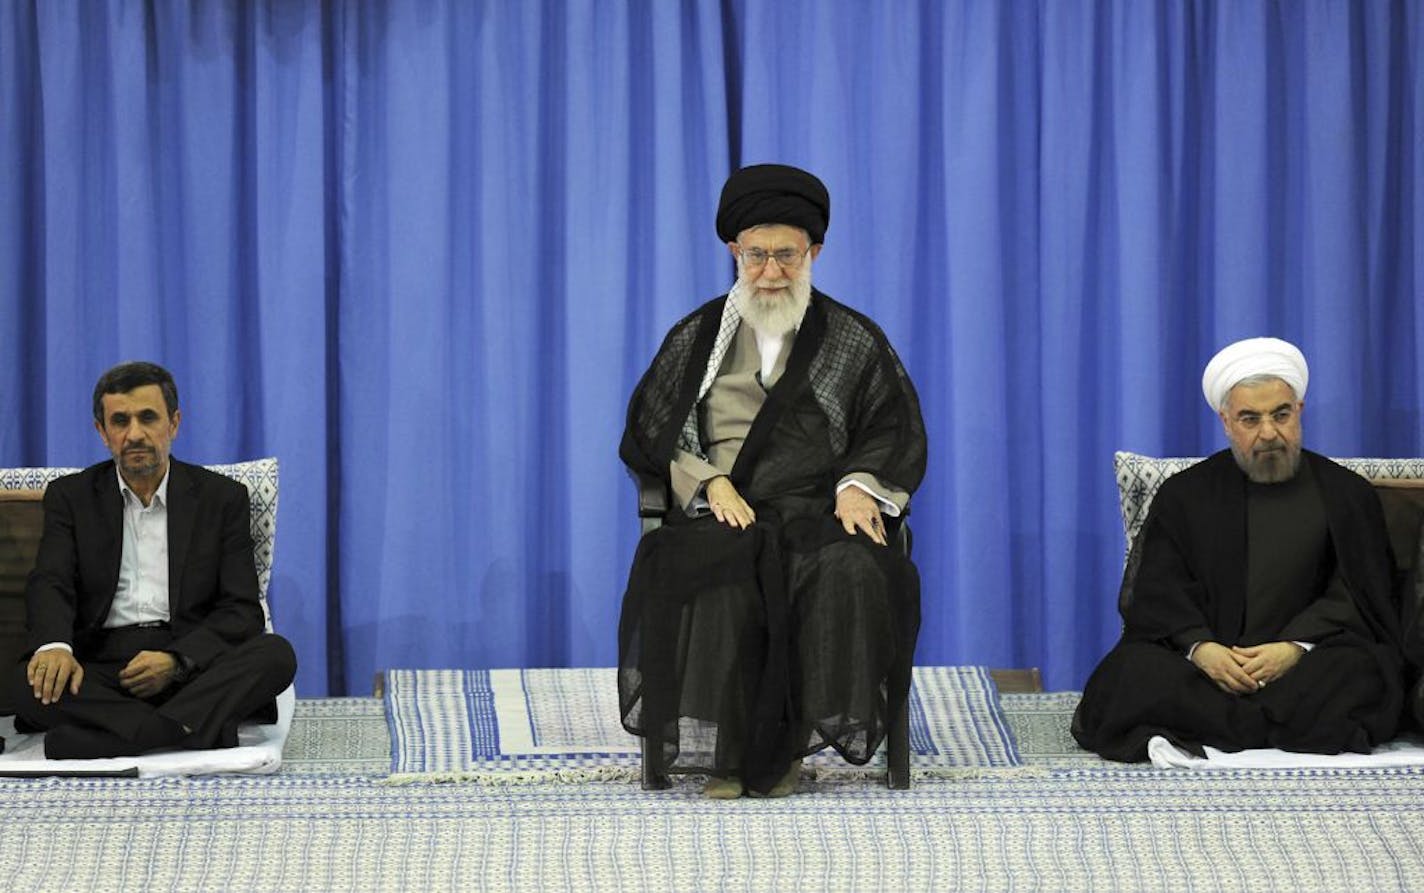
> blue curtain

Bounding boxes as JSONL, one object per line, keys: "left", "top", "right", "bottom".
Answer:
{"left": 2, "top": 1, "right": 1419, "bottom": 695}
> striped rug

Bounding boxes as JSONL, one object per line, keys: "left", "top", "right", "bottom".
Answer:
{"left": 383, "top": 666, "right": 1021, "bottom": 780}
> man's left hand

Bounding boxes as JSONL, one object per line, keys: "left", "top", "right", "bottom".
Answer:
{"left": 835, "top": 487, "right": 887, "bottom": 546}
{"left": 1231, "top": 641, "right": 1305, "bottom": 689}
{"left": 118, "top": 650, "right": 180, "bottom": 699}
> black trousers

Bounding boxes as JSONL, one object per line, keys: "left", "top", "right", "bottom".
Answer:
{"left": 6, "top": 628, "right": 296, "bottom": 750}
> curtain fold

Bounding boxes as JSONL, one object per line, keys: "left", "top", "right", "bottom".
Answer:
{"left": 2, "top": 1, "right": 1419, "bottom": 694}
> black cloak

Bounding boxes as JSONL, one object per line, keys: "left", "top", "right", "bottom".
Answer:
{"left": 1073, "top": 450, "right": 1405, "bottom": 762}
{"left": 618, "top": 290, "right": 926, "bottom": 792}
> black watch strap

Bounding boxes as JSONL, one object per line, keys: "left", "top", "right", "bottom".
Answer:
{"left": 169, "top": 651, "right": 195, "bottom": 683}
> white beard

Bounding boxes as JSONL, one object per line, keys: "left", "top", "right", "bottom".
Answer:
{"left": 732, "top": 265, "right": 812, "bottom": 335}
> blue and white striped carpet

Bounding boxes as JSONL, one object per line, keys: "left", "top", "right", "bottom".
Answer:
{"left": 383, "top": 666, "right": 1021, "bottom": 778}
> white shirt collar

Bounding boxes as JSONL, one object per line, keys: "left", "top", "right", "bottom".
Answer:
{"left": 116, "top": 461, "right": 172, "bottom": 509}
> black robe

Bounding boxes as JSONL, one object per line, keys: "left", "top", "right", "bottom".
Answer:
{"left": 1072, "top": 450, "right": 1405, "bottom": 762}
{"left": 618, "top": 290, "right": 927, "bottom": 792}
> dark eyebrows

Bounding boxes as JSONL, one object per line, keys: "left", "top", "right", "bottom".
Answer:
{"left": 1235, "top": 402, "right": 1294, "bottom": 420}
{"left": 106, "top": 408, "right": 162, "bottom": 425}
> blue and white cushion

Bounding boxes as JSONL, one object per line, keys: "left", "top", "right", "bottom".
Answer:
{"left": 1114, "top": 451, "right": 1424, "bottom": 555}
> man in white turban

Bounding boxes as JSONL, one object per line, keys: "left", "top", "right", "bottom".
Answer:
{"left": 1072, "top": 337, "right": 1405, "bottom": 761}
{"left": 1201, "top": 336, "right": 1309, "bottom": 484}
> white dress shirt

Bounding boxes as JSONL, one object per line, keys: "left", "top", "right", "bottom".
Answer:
{"left": 106, "top": 465, "right": 172, "bottom": 627}
{"left": 37, "top": 465, "right": 171, "bottom": 655}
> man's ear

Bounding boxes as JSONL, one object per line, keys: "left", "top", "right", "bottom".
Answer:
{"left": 169, "top": 409, "right": 182, "bottom": 439}
{"left": 727, "top": 242, "right": 739, "bottom": 258}
{"left": 809, "top": 244, "right": 822, "bottom": 261}
{"left": 1218, "top": 409, "right": 1231, "bottom": 435}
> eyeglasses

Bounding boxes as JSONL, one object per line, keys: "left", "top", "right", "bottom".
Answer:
{"left": 737, "top": 246, "right": 811, "bottom": 270}
{"left": 1230, "top": 407, "right": 1297, "bottom": 430}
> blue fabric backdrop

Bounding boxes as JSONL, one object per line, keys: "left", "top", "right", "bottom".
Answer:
{"left": 2, "top": 1, "right": 1419, "bottom": 695}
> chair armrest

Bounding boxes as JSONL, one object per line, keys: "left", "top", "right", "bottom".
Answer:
{"left": 629, "top": 469, "right": 669, "bottom": 519}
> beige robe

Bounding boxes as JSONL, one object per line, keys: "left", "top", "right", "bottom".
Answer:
{"left": 669, "top": 322, "right": 908, "bottom": 514}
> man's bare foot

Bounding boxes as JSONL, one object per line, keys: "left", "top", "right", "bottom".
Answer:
{"left": 749, "top": 759, "right": 802, "bottom": 798}
{"left": 704, "top": 775, "right": 744, "bottom": 799}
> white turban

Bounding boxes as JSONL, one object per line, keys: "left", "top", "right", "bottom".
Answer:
{"left": 1201, "top": 337, "right": 1309, "bottom": 412}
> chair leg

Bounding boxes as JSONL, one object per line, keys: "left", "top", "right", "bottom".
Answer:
{"left": 641, "top": 736, "right": 671, "bottom": 791}
{"left": 886, "top": 696, "right": 911, "bottom": 790}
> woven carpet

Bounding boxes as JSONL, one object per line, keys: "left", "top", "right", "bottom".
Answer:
{"left": 3, "top": 766, "right": 1423, "bottom": 891}
{"left": 383, "top": 666, "right": 1020, "bottom": 779}
{"left": 281, "top": 697, "right": 390, "bottom": 776}
{"left": 6, "top": 691, "right": 1423, "bottom": 890}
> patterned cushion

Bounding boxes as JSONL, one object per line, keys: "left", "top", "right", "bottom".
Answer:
{"left": 0, "top": 459, "right": 280, "bottom": 630}
{"left": 1114, "top": 451, "right": 1424, "bottom": 554}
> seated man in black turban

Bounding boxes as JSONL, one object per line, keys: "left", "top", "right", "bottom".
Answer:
{"left": 618, "top": 164, "right": 927, "bottom": 797}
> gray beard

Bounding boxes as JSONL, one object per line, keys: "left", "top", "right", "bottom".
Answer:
{"left": 1231, "top": 442, "right": 1302, "bottom": 484}
{"left": 733, "top": 275, "right": 812, "bottom": 336}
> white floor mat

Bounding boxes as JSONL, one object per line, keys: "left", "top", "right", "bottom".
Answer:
{"left": 0, "top": 685, "right": 294, "bottom": 777}
{"left": 1148, "top": 732, "right": 1424, "bottom": 769}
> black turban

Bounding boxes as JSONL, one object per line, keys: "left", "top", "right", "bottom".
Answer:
{"left": 715, "top": 163, "right": 830, "bottom": 244}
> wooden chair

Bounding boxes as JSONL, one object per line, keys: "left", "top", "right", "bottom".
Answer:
{"left": 630, "top": 469, "right": 914, "bottom": 790}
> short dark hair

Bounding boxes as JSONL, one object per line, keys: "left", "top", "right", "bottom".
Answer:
{"left": 92, "top": 362, "right": 180, "bottom": 423}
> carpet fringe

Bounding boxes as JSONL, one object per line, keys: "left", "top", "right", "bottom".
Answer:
{"left": 807, "top": 765, "right": 1050, "bottom": 783}
{"left": 380, "top": 764, "right": 1047, "bottom": 786}
{"left": 381, "top": 765, "right": 644, "bottom": 786}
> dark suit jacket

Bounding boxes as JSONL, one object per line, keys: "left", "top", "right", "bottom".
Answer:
{"left": 24, "top": 458, "right": 266, "bottom": 670}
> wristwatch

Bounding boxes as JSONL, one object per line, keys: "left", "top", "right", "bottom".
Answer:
{"left": 169, "top": 651, "right": 196, "bottom": 684}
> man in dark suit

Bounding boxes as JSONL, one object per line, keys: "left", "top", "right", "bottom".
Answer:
{"left": 5, "top": 362, "right": 296, "bottom": 759}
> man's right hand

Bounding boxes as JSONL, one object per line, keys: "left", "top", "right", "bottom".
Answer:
{"left": 28, "top": 648, "right": 84, "bottom": 705}
{"left": 706, "top": 476, "right": 756, "bottom": 530}
{"left": 1189, "top": 641, "right": 1257, "bottom": 695}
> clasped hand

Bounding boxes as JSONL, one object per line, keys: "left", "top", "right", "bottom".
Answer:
{"left": 118, "top": 650, "right": 180, "bottom": 699}
{"left": 1190, "top": 641, "right": 1304, "bottom": 695}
